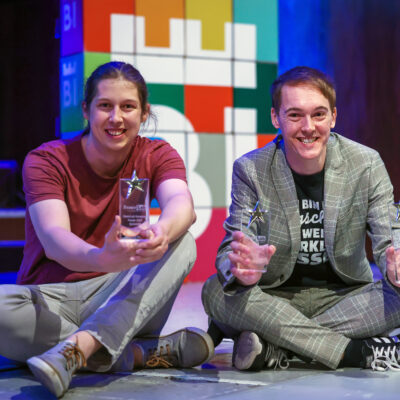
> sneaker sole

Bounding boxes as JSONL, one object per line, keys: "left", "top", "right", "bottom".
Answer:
{"left": 27, "top": 356, "right": 65, "bottom": 398}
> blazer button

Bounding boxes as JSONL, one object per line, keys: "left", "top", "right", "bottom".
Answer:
{"left": 280, "top": 274, "right": 285, "bottom": 281}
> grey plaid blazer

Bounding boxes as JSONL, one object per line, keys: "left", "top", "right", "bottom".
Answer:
{"left": 216, "top": 132, "right": 394, "bottom": 291}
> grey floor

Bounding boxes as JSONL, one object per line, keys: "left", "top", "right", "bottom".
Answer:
{"left": 1, "top": 282, "right": 400, "bottom": 400}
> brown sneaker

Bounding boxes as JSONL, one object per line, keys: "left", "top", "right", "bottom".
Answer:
{"left": 132, "top": 327, "right": 214, "bottom": 369}
{"left": 27, "top": 340, "right": 86, "bottom": 398}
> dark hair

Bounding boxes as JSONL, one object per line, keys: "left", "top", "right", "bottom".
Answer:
{"left": 83, "top": 61, "right": 151, "bottom": 133}
{"left": 270, "top": 66, "right": 336, "bottom": 112}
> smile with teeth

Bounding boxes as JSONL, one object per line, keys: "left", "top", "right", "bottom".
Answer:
{"left": 106, "top": 129, "right": 126, "bottom": 137}
{"left": 298, "top": 137, "right": 318, "bottom": 144}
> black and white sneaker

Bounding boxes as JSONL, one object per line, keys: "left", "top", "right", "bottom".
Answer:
{"left": 362, "top": 337, "right": 400, "bottom": 372}
{"left": 264, "top": 341, "right": 290, "bottom": 370}
{"left": 232, "top": 331, "right": 289, "bottom": 371}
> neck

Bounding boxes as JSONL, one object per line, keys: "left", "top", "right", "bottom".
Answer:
{"left": 287, "top": 155, "right": 325, "bottom": 176}
{"left": 82, "top": 135, "right": 129, "bottom": 178}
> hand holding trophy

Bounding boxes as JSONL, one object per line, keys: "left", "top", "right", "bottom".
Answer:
{"left": 119, "top": 170, "right": 149, "bottom": 241}
{"left": 237, "top": 201, "right": 270, "bottom": 274}
{"left": 388, "top": 201, "right": 400, "bottom": 284}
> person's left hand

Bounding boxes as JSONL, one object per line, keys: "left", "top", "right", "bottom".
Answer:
{"left": 228, "top": 231, "right": 276, "bottom": 286}
{"left": 132, "top": 223, "right": 169, "bottom": 264}
{"left": 386, "top": 246, "right": 400, "bottom": 287}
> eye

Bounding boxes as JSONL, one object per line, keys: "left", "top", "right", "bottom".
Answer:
{"left": 287, "top": 113, "right": 301, "bottom": 121}
{"left": 123, "top": 103, "right": 138, "bottom": 110}
{"left": 98, "top": 102, "right": 111, "bottom": 109}
{"left": 313, "top": 111, "right": 327, "bottom": 120}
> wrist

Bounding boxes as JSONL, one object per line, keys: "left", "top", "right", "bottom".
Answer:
{"left": 88, "top": 247, "right": 106, "bottom": 273}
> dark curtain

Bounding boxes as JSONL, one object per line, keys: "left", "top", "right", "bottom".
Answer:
{"left": 330, "top": 0, "right": 400, "bottom": 200}
{"left": 0, "top": 0, "right": 60, "bottom": 168}
{"left": 280, "top": 0, "right": 400, "bottom": 199}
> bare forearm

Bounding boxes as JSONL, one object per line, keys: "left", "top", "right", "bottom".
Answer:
{"left": 157, "top": 194, "right": 196, "bottom": 243}
{"left": 42, "top": 226, "right": 104, "bottom": 272}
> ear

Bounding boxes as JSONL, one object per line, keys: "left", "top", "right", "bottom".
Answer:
{"left": 271, "top": 107, "right": 280, "bottom": 129}
{"left": 82, "top": 102, "right": 89, "bottom": 121}
{"left": 330, "top": 107, "right": 337, "bottom": 129}
{"left": 141, "top": 103, "right": 150, "bottom": 123}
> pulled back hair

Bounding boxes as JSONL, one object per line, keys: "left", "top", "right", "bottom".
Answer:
{"left": 270, "top": 66, "right": 336, "bottom": 112}
{"left": 83, "top": 61, "right": 151, "bottom": 134}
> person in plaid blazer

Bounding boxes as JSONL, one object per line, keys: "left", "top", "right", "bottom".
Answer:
{"left": 202, "top": 66, "right": 400, "bottom": 372}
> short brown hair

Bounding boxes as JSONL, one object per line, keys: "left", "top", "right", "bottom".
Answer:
{"left": 270, "top": 66, "right": 336, "bottom": 112}
{"left": 84, "top": 61, "right": 149, "bottom": 112}
{"left": 83, "top": 61, "right": 154, "bottom": 135}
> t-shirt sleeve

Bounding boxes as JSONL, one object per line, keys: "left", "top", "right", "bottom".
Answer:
{"left": 146, "top": 141, "right": 187, "bottom": 198}
{"left": 23, "top": 149, "right": 66, "bottom": 207}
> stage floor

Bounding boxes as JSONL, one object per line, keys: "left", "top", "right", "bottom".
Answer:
{"left": 1, "top": 282, "right": 400, "bottom": 400}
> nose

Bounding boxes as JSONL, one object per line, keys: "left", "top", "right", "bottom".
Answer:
{"left": 109, "top": 107, "right": 123, "bottom": 123}
{"left": 301, "top": 115, "right": 315, "bottom": 133}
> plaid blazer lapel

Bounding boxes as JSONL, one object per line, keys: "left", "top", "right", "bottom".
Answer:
{"left": 324, "top": 134, "right": 347, "bottom": 263}
{"left": 271, "top": 141, "right": 301, "bottom": 263}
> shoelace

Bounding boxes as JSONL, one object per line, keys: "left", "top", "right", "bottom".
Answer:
{"left": 265, "top": 344, "right": 290, "bottom": 370}
{"left": 274, "top": 350, "right": 290, "bottom": 370}
{"left": 370, "top": 345, "right": 400, "bottom": 372}
{"left": 145, "top": 344, "right": 174, "bottom": 368}
{"left": 60, "top": 341, "right": 87, "bottom": 371}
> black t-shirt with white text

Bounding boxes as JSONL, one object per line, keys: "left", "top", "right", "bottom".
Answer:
{"left": 282, "top": 168, "right": 343, "bottom": 287}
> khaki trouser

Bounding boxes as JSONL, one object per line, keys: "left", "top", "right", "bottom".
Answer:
{"left": 0, "top": 232, "right": 196, "bottom": 372}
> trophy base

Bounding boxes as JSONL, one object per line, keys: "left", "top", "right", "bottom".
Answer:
{"left": 120, "top": 235, "right": 147, "bottom": 242}
{"left": 237, "top": 267, "right": 267, "bottom": 274}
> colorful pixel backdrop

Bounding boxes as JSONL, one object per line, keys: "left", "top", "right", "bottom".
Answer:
{"left": 60, "top": 0, "right": 278, "bottom": 281}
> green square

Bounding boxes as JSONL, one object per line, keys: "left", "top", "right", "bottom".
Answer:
{"left": 234, "top": 62, "right": 278, "bottom": 133}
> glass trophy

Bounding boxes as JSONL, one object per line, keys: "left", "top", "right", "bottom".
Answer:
{"left": 119, "top": 173, "right": 149, "bottom": 240}
{"left": 239, "top": 201, "right": 270, "bottom": 273}
{"left": 388, "top": 202, "right": 400, "bottom": 283}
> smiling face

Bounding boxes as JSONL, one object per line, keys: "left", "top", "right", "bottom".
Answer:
{"left": 271, "top": 83, "right": 337, "bottom": 175}
{"left": 83, "top": 78, "right": 149, "bottom": 160}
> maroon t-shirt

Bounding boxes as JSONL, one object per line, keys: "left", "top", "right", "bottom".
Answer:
{"left": 17, "top": 133, "right": 187, "bottom": 285}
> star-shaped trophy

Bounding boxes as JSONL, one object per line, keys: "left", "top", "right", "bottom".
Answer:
{"left": 239, "top": 201, "right": 270, "bottom": 273}
{"left": 119, "top": 172, "right": 149, "bottom": 240}
{"left": 244, "top": 201, "right": 269, "bottom": 246}
{"left": 126, "top": 170, "right": 145, "bottom": 199}
{"left": 247, "top": 201, "right": 266, "bottom": 228}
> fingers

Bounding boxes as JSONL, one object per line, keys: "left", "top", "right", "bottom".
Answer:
{"left": 133, "top": 224, "right": 168, "bottom": 261}
{"left": 386, "top": 246, "right": 400, "bottom": 287}
{"left": 135, "top": 240, "right": 168, "bottom": 260}
{"left": 267, "top": 244, "right": 277, "bottom": 258}
{"left": 231, "top": 231, "right": 258, "bottom": 248}
{"left": 232, "top": 230, "right": 245, "bottom": 242}
{"left": 230, "top": 263, "right": 262, "bottom": 286}
{"left": 106, "top": 216, "right": 122, "bottom": 242}
{"left": 230, "top": 240, "right": 250, "bottom": 255}
{"left": 137, "top": 224, "right": 165, "bottom": 248}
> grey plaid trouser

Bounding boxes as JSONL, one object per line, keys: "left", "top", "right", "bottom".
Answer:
{"left": 0, "top": 232, "right": 196, "bottom": 372}
{"left": 202, "top": 274, "right": 400, "bottom": 369}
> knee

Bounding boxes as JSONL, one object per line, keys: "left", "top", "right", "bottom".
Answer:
{"left": 173, "top": 231, "right": 197, "bottom": 272}
{"left": 183, "top": 231, "right": 197, "bottom": 265}
{"left": 201, "top": 274, "right": 220, "bottom": 315}
{"left": 0, "top": 285, "right": 29, "bottom": 328}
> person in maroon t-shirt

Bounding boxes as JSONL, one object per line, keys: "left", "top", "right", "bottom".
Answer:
{"left": 0, "top": 62, "right": 214, "bottom": 398}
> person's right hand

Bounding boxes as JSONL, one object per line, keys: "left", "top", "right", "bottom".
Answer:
{"left": 386, "top": 246, "right": 400, "bottom": 288}
{"left": 95, "top": 216, "right": 144, "bottom": 272}
{"left": 228, "top": 230, "right": 276, "bottom": 286}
